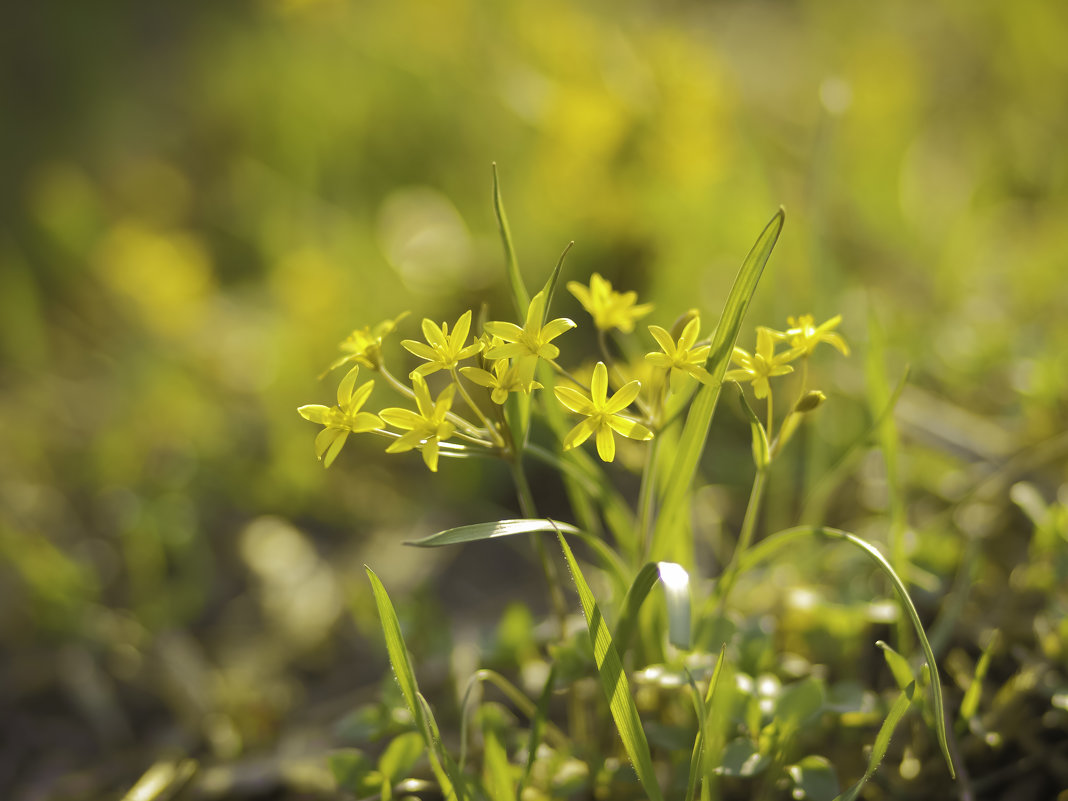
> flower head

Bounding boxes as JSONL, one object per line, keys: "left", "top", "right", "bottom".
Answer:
{"left": 401, "top": 309, "right": 483, "bottom": 378}
{"left": 646, "top": 315, "right": 712, "bottom": 389}
{"left": 567, "top": 273, "right": 653, "bottom": 333}
{"left": 379, "top": 374, "right": 457, "bottom": 472}
{"left": 298, "top": 366, "right": 382, "bottom": 467}
{"left": 778, "top": 314, "right": 850, "bottom": 357}
{"left": 460, "top": 354, "right": 542, "bottom": 405}
{"left": 725, "top": 327, "right": 797, "bottom": 399}
{"left": 484, "top": 291, "right": 575, "bottom": 388}
{"left": 327, "top": 312, "right": 409, "bottom": 373}
{"left": 554, "top": 361, "right": 653, "bottom": 462}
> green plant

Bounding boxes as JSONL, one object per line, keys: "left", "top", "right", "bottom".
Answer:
{"left": 299, "top": 171, "right": 956, "bottom": 800}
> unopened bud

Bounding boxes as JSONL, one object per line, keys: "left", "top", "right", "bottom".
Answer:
{"left": 795, "top": 390, "right": 826, "bottom": 413}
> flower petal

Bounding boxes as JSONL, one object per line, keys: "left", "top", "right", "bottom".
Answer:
{"left": 298, "top": 404, "right": 332, "bottom": 424}
{"left": 595, "top": 424, "right": 616, "bottom": 462}
{"left": 604, "top": 379, "right": 641, "bottom": 414}
{"left": 590, "top": 362, "right": 609, "bottom": 405}
{"left": 607, "top": 415, "right": 654, "bottom": 441}
{"left": 323, "top": 430, "right": 349, "bottom": 467}
{"left": 554, "top": 386, "right": 593, "bottom": 414}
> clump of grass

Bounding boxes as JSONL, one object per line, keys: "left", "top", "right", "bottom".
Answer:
{"left": 301, "top": 168, "right": 956, "bottom": 800}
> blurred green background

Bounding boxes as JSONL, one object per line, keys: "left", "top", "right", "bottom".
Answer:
{"left": 2, "top": 0, "right": 1066, "bottom": 798}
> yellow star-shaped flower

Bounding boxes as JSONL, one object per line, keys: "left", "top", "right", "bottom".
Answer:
{"left": 379, "top": 374, "right": 457, "bottom": 472}
{"left": 779, "top": 314, "right": 850, "bottom": 357}
{"left": 567, "top": 273, "right": 653, "bottom": 333}
{"left": 646, "top": 315, "right": 712, "bottom": 389}
{"left": 484, "top": 291, "right": 575, "bottom": 388}
{"left": 725, "top": 327, "right": 797, "bottom": 399}
{"left": 460, "top": 355, "right": 542, "bottom": 404}
{"left": 326, "top": 312, "right": 409, "bottom": 373}
{"left": 401, "top": 310, "right": 483, "bottom": 378}
{"left": 554, "top": 361, "right": 653, "bottom": 462}
{"left": 297, "top": 366, "right": 382, "bottom": 467}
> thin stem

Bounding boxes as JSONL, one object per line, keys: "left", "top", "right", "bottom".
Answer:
{"left": 379, "top": 364, "right": 490, "bottom": 441}
{"left": 636, "top": 436, "right": 660, "bottom": 564}
{"left": 765, "top": 388, "right": 775, "bottom": 444}
{"left": 715, "top": 468, "right": 768, "bottom": 612}
{"left": 450, "top": 367, "right": 505, "bottom": 448}
{"left": 548, "top": 359, "right": 589, "bottom": 391}
{"left": 511, "top": 458, "right": 569, "bottom": 635}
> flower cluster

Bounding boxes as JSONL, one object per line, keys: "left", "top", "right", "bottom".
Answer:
{"left": 299, "top": 272, "right": 847, "bottom": 472}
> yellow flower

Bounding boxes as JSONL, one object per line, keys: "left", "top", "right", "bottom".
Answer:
{"left": 327, "top": 312, "right": 409, "bottom": 372}
{"left": 379, "top": 374, "right": 457, "bottom": 472}
{"left": 779, "top": 314, "right": 850, "bottom": 357}
{"left": 461, "top": 357, "right": 542, "bottom": 404}
{"left": 645, "top": 315, "right": 712, "bottom": 388}
{"left": 554, "top": 361, "right": 653, "bottom": 462}
{"left": 484, "top": 291, "right": 575, "bottom": 388}
{"left": 401, "top": 309, "right": 483, "bottom": 378}
{"left": 567, "top": 273, "right": 653, "bottom": 333}
{"left": 298, "top": 366, "right": 382, "bottom": 467}
{"left": 725, "top": 327, "right": 796, "bottom": 399}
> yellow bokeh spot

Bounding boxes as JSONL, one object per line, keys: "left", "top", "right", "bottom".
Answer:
{"left": 94, "top": 221, "right": 213, "bottom": 338}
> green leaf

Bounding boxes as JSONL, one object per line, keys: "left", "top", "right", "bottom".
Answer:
{"left": 614, "top": 562, "right": 692, "bottom": 655}
{"left": 407, "top": 517, "right": 630, "bottom": 600}
{"left": 776, "top": 677, "right": 825, "bottom": 729}
{"left": 406, "top": 518, "right": 579, "bottom": 547}
{"left": 481, "top": 726, "right": 515, "bottom": 801}
{"left": 960, "top": 631, "right": 998, "bottom": 720}
{"left": 651, "top": 208, "right": 785, "bottom": 567}
{"left": 876, "top": 640, "right": 916, "bottom": 693}
{"left": 539, "top": 241, "right": 573, "bottom": 325}
{"left": 734, "top": 527, "right": 956, "bottom": 780}
{"left": 788, "top": 755, "right": 840, "bottom": 801}
{"left": 735, "top": 384, "right": 771, "bottom": 471}
{"left": 518, "top": 662, "right": 558, "bottom": 799}
{"left": 836, "top": 684, "right": 915, "bottom": 801}
{"left": 684, "top": 646, "right": 727, "bottom": 801}
{"left": 329, "top": 749, "right": 380, "bottom": 796}
{"left": 557, "top": 533, "right": 665, "bottom": 801}
{"left": 717, "top": 739, "right": 769, "bottom": 777}
{"left": 378, "top": 732, "right": 424, "bottom": 785}
{"left": 492, "top": 164, "right": 528, "bottom": 318}
{"left": 365, "top": 567, "right": 458, "bottom": 800}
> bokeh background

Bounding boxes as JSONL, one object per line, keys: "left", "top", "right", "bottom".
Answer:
{"left": 2, "top": 1, "right": 1066, "bottom": 798}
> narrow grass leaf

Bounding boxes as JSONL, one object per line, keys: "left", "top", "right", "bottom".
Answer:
{"left": 539, "top": 241, "right": 573, "bottom": 324}
{"left": 734, "top": 527, "right": 956, "bottom": 779}
{"left": 481, "top": 726, "right": 515, "bottom": 801}
{"left": 735, "top": 385, "right": 770, "bottom": 471}
{"left": 876, "top": 640, "right": 916, "bottom": 693}
{"left": 519, "top": 662, "right": 558, "bottom": 799}
{"left": 378, "top": 732, "right": 425, "bottom": 786}
{"left": 557, "top": 533, "right": 665, "bottom": 801}
{"left": 492, "top": 164, "right": 528, "bottom": 318}
{"left": 685, "top": 645, "right": 727, "bottom": 801}
{"left": 960, "top": 631, "right": 998, "bottom": 720}
{"left": 614, "top": 562, "right": 692, "bottom": 654}
{"left": 365, "top": 567, "right": 458, "bottom": 800}
{"left": 407, "top": 519, "right": 579, "bottom": 547}
{"left": 836, "top": 684, "right": 915, "bottom": 801}
{"left": 651, "top": 208, "right": 785, "bottom": 567}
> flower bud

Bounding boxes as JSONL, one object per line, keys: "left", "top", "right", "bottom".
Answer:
{"left": 795, "top": 390, "right": 827, "bottom": 413}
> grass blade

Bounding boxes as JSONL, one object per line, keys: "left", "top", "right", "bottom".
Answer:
{"left": 492, "top": 163, "right": 529, "bottom": 318}
{"left": 614, "top": 562, "right": 692, "bottom": 656}
{"left": 557, "top": 533, "right": 665, "bottom": 801}
{"left": 365, "top": 567, "right": 458, "bottom": 800}
{"left": 836, "top": 684, "right": 915, "bottom": 801}
{"left": 406, "top": 518, "right": 579, "bottom": 546}
{"left": 734, "top": 526, "right": 956, "bottom": 779}
{"left": 651, "top": 208, "right": 785, "bottom": 567}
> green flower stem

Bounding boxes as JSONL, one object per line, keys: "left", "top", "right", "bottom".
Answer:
{"left": 715, "top": 466, "right": 769, "bottom": 611}
{"left": 548, "top": 359, "right": 588, "bottom": 392}
{"left": 378, "top": 363, "right": 488, "bottom": 442}
{"left": 510, "top": 457, "right": 569, "bottom": 636}
{"left": 765, "top": 387, "right": 775, "bottom": 444}
{"left": 449, "top": 367, "right": 505, "bottom": 448}
{"left": 636, "top": 435, "right": 660, "bottom": 564}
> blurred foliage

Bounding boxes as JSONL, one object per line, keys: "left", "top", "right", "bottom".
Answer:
{"left": 1, "top": 0, "right": 1066, "bottom": 799}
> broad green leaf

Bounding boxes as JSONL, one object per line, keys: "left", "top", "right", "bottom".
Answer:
{"left": 717, "top": 739, "right": 769, "bottom": 777}
{"left": 776, "top": 677, "right": 825, "bottom": 729}
{"left": 788, "top": 755, "right": 840, "bottom": 801}
{"left": 481, "top": 726, "right": 515, "bottom": 801}
{"left": 378, "top": 732, "right": 424, "bottom": 785}
{"left": 365, "top": 567, "right": 458, "bottom": 800}
{"left": 614, "top": 562, "right": 692, "bottom": 655}
{"left": 329, "top": 749, "right": 380, "bottom": 796}
{"left": 492, "top": 164, "right": 528, "bottom": 318}
{"left": 836, "top": 684, "right": 915, "bottom": 801}
{"left": 557, "top": 533, "right": 665, "bottom": 801}
{"left": 651, "top": 208, "right": 785, "bottom": 568}
{"left": 735, "top": 527, "right": 956, "bottom": 779}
